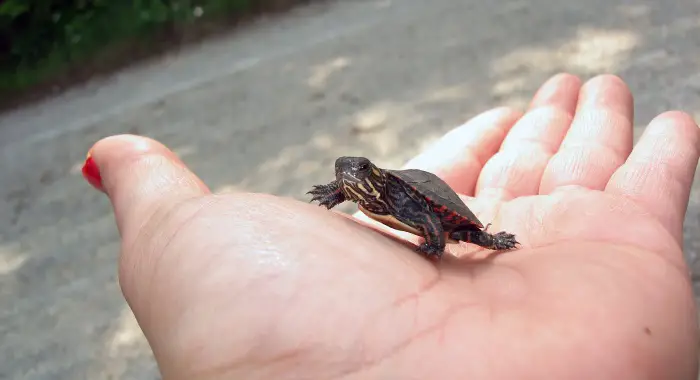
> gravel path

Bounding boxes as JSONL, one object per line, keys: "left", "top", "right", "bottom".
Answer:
{"left": 1, "top": 0, "right": 699, "bottom": 378}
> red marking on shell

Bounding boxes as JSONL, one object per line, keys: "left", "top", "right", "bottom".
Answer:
{"left": 449, "top": 212, "right": 469, "bottom": 224}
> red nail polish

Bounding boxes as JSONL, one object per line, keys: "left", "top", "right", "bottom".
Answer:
{"left": 82, "top": 153, "right": 104, "bottom": 192}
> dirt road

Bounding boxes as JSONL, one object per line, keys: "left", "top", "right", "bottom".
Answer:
{"left": 1, "top": 0, "right": 699, "bottom": 378}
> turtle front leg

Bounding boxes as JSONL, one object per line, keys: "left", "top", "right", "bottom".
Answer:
{"left": 384, "top": 175, "right": 447, "bottom": 258}
{"left": 451, "top": 224, "right": 519, "bottom": 250}
{"left": 415, "top": 214, "right": 447, "bottom": 258}
{"left": 307, "top": 180, "right": 346, "bottom": 209}
{"left": 391, "top": 206, "right": 446, "bottom": 258}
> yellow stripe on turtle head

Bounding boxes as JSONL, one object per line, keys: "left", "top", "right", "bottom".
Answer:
{"left": 363, "top": 178, "right": 382, "bottom": 199}
{"left": 342, "top": 181, "right": 365, "bottom": 201}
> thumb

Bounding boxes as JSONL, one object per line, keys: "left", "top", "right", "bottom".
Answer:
{"left": 82, "top": 134, "right": 210, "bottom": 238}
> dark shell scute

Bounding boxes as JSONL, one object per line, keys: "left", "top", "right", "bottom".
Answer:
{"left": 387, "top": 168, "right": 484, "bottom": 228}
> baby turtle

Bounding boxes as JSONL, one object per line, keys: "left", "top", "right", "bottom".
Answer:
{"left": 308, "top": 156, "right": 519, "bottom": 259}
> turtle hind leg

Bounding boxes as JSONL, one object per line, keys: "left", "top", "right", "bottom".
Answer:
{"left": 450, "top": 226, "right": 519, "bottom": 251}
{"left": 384, "top": 176, "right": 446, "bottom": 258}
{"left": 307, "top": 181, "right": 346, "bottom": 209}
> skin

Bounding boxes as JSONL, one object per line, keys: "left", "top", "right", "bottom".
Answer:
{"left": 307, "top": 157, "right": 518, "bottom": 257}
{"left": 85, "top": 73, "right": 699, "bottom": 380}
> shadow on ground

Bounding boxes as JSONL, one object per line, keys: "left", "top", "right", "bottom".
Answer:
{"left": 1, "top": 0, "right": 699, "bottom": 378}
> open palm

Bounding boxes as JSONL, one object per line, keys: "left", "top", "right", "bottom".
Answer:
{"left": 86, "top": 74, "right": 699, "bottom": 380}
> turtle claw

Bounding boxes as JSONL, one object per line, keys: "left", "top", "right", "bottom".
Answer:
{"left": 416, "top": 242, "right": 445, "bottom": 260}
{"left": 317, "top": 198, "right": 337, "bottom": 209}
{"left": 306, "top": 184, "right": 327, "bottom": 198}
{"left": 306, "top": 184, "right": 327, "bottom": 193}
{"left": 307, "top": 188, "right": 326, "bottom": 203}
{"left": 478, "top": 223, "right": 519, "bottom": 250}
{"left": 307, "top": 182, "right": 345, "bottom": 210}
{"left": 491, "top": 231, "right": 519, "bottom": 250}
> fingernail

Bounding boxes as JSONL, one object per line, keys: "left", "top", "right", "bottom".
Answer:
{"left": 82, "top": 152, "right": 104, "bottom": 192}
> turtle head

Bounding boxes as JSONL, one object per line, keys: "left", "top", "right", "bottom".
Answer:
{"left": 334, "top": 156, "right": 385, "bottom": 203}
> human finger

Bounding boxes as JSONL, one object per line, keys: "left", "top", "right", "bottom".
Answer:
{"left": 539, "top": 75, "right": 634, "bottom": 193}
{"left": 82, "top": 134, "right": 210, "bottom": 237}
{"left": 605, "top": 111, "right": 700, "bottom": 245}
{"left": 475, "top": 73, "right": 581, "bottom": 201}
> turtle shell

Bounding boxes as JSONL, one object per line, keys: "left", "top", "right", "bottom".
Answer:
{"left": 386, "top": 168, "right": 484, "bottom": 229}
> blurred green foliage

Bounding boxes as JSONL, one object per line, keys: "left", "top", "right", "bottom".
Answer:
{"left": 0, "top": 0, "right": 253, "bottom": 94}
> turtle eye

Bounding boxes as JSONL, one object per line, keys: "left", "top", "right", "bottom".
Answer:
{"left": 359, "top": 163, "right": 369, "bottom": 170}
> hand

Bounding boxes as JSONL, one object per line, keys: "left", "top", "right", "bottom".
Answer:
{"left": 84, "top": 73, "right": 700, "bottom": 380}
